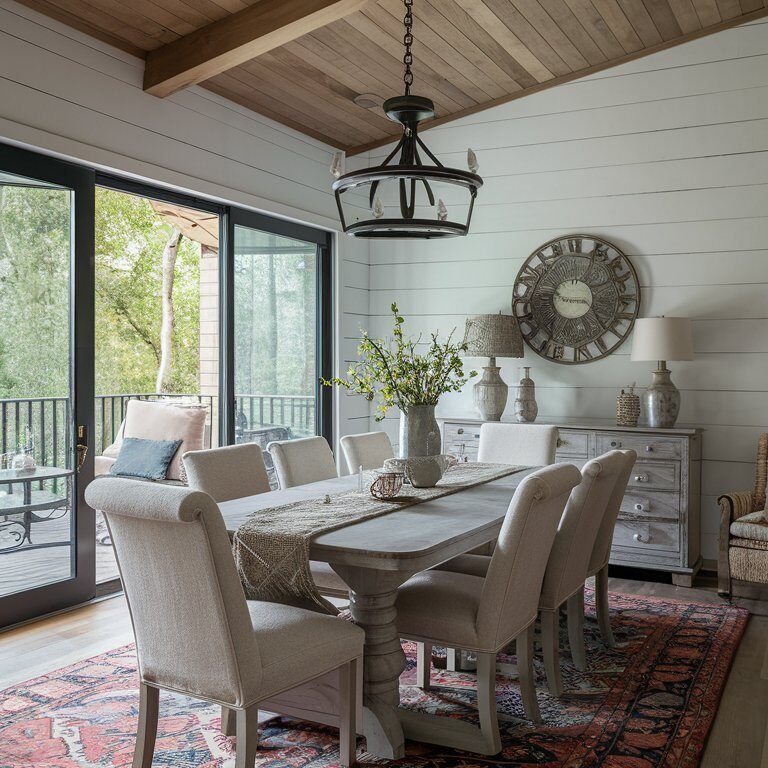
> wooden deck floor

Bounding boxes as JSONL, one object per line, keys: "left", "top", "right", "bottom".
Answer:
{"left": 0, "top": 513, "right": 119, "bottom": 597}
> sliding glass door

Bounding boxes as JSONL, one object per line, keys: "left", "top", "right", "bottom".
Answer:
{"left": 0, "top": 144, "right": 95, "bottom": 627}
{"left": 226, "top": 210, "right": 332, "bottom": 486}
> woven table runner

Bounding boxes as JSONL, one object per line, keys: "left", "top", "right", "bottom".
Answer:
{"left": 233, "top": 462, "right": 524, "bottom": 613}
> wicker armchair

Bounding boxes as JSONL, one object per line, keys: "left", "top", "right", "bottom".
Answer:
{"left": 718, "top": 433, "right": 768, "bottom": 597}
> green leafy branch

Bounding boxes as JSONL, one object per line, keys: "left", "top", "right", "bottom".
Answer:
{"left": 321, "top": 303, "right": 477, "bottom": 421}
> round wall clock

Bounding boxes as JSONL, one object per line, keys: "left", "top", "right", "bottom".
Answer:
{"left": 512, "top": 235, "right": 640, "bottom": 365}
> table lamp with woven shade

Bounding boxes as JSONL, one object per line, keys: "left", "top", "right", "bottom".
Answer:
{"left": 464, "top": 313, "right": 524, "bottom": 421}
{"left": 630, "top": 316, "right": 694, "bottom": 428}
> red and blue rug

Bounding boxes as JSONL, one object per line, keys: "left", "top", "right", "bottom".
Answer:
{"left": 0, "top": 590, "right": 747, "bottom": 767}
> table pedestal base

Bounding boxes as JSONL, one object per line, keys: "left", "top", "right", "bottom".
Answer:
{"left": 334, "top": 565, "right": 413, "bottom": 760}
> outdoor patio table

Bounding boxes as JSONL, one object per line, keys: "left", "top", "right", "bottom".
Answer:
{"left": 218, "top": 465, "right": 537, "bottom": 759}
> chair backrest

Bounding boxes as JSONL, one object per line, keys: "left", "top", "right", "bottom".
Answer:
{"left": 84, "top": 477, "right": 261, "bottom": 707}
{"left": 588, "top": 449, "right": 637, "bottom": 575}
{"left": 539, "top": 451, "right": 628, "bottom": 610}
{"left": 477, "top": 463, "right": 582, "bottom": 649}
{"left": 268, "top": 436, "right": 338, "bottom": 488}
{"left": 183, "top": 443, "right": 271, "bottom": 502}
{"left": 340, "top": 431, "right": 395, "bottom": 474}
{"left": 477, "top": 423, "right": 558, "bottom": 465}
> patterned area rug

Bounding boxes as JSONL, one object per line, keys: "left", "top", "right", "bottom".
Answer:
{"left": 0, "top": 590, "right": 747, "bottom": 768}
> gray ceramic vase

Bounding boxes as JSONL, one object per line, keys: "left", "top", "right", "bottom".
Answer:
{"left": 399, "top": 404, "right": 441, "bottom": 458}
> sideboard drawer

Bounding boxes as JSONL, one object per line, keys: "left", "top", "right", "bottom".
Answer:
{"left": 620, "top": 490, "right": 680, "bottom": 521}
{"left": 613, "top": 519, "right": 680, "bottom": 553}
{"left": 556, "top": 430, "right": 589, "bottom": 457}
{"left": 626, "top": 460, "right": 680, "bottom": 491}
{"left": 443, "top": 421, "right": 481, "bottom": 461}
{"left": 596, "top": 433, "right": 683, "bottom": 459}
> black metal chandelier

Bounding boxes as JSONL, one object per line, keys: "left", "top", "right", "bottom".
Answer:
{"left": 331, "top": 0, "right": 483, "bottom": 239}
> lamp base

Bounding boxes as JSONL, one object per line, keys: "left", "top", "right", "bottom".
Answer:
{"left": 473, "top": 366, "right": 508, "bottom": 421}
{"left": 644, "top": 365, "right": 681, "bottom": 428}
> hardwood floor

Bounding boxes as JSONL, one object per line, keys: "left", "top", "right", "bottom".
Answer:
{"left": 1, "top": 576, "right": 767, "bottom": 765}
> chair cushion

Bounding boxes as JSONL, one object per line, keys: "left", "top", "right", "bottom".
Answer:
{"left": 436, "top": 553, "right": 491, "bottom": 578}
{"left": 730, "top": 510, "right": 768, "bottom": 542}
{"left": 248, "top": 601, "right": 363, "bottom": 699}
{"left": 121, "top": 400, "right": 207, "bottom": 481}
{"left": 110, "top": 438, "right": 183, "bottom": 481}
{"left": 395, "top": 570, "right": 483, "bottom": 650}
{"left": 730, "top": 536, "right": 768, "bottom": 551}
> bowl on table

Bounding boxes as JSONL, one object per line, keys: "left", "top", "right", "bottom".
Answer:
{"left": 384, "top": 454, "right": 457, "bottom": 488}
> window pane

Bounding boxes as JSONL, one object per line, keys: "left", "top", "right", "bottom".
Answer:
{"left": 233, "top": 226, "right": 318, "bottom": 487}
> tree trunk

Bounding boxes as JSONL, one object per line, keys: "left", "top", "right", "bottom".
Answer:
{"left": 156, "top": 229, "right": 182, "bottom": 392}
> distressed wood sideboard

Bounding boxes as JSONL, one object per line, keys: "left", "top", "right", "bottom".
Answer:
{"left": 440, "top": 418, "right": 702, "bottom": 586}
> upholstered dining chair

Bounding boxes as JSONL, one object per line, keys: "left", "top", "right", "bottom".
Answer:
{"left": 436, "top": 451, "right": 627, "bottom": 697}
{"left": 84, "top": 477, "right": 363, "bottom": 768}
{"left": 183, "top": 443, "right": 271, "bottom": 501}
{"left": 477, "top": 423, "right": 559, "bottom": 465}
{"left": 396, "top": 464, "right": 581, "bottom": 754}
{"left": 340, "top": 431, "right": 395, "bottom": 474}
{"left": 268, "top": 436, "right": 338, "bottom": 489}
{"left": 585, "top": 449, "right": 636, "bottom": 647}
{"left": 183, "top": 444, "right": 349, "bottom": 599}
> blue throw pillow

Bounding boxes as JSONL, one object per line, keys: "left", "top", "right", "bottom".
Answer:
{"left": 110, "top": 437, "right": 183, "bottom": 481}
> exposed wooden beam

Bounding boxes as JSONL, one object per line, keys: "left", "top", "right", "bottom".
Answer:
{"left": 143, "top": 0, "right": 369, "bottom": 98}
{"left": 346, "top": 7, "right": 768, "bottom": 155}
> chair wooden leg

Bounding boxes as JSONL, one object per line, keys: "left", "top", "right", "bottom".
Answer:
{"left": 476, "top": 652, "right": 502, "bottom": 755}
{"left": 567, "top": 586, "right": 587, "bottom": 672}
{"left": 235, "top": 706, "right": 259, "bottom": 768}
{"left": 595, "top": 565, "right": 616, "bottom": 648}
{"left": 416, "top": 643, "right": 432, "bottom": 690}
{"left": 133, "top": 683, "right": 159, "bottom": 768}
{"left": 516, "top": 625, "right": 540, "bottom": 723}
{"left": 446, "top": 647, "right": 458, "bottom": 672}
{"left": 221, "top": 706, "right": 236, "bottom": 736}
{"left": 540, "top": 609, "right": 563, "bottom": 697}
{"left": 339, "top": 658, "right": 359, "bottom": 767}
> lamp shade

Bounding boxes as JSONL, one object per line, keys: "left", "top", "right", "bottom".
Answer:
{"left": 464, "top": 313, "right": 524, "bottom": 359}
{"left": 630, "top": 317, "right": 694, "bottom": 362}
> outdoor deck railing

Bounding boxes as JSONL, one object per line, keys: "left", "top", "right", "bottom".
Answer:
{"left": 0, "top": 393, "right": 316, "bottom": 471}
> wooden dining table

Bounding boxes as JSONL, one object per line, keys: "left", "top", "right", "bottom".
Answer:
{"left": 218, "top": 465, "right": 537, "bottom": 759}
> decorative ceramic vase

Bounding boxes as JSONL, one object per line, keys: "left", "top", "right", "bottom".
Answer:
{"left": 399, "top": 404, "right": 441, "bottom": 458}
{"left": 513, "top": 367, "right": 538, "bottom": 423}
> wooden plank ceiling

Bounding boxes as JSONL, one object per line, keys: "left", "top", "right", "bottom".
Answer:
{"left": 18, "top": 0, "right": 768, "bottom": 153}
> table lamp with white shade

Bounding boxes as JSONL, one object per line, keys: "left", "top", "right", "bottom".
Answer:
{"left": 630, "top": 317, "right": 694, "bottom": 428}
{"left": 463, "top": 313, "right": 524, "bottom": 421}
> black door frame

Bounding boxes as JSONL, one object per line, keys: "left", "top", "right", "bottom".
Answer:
{"left": 224, "top": 208, "right": 334, "bottom": 448}
{"left": 0, "top": 142, "right": 95, "bottom": 627}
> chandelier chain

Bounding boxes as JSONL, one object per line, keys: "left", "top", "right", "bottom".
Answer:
{"left": 402, "top": 0, "right": 414, "bottom": 95}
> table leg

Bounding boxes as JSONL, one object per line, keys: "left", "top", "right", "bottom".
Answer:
{"left": 333, "top": 566, "right": 412, "bottom": 760}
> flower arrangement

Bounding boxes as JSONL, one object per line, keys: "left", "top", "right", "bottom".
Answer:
{"left": 322, "top": 303, "right": 476, "bottom": 421}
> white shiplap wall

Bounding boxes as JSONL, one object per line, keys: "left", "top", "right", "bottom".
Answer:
{"left": 0, "top": 0, "right": 371, "bottom": 448}
{"left": 366, "top": 19, "right": 768, "bottom": 562}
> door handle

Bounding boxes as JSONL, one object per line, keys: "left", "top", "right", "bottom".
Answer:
{"left": 76, "top": 425, "right": 88, "bottom": 473}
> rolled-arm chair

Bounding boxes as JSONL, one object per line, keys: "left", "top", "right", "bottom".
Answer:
{"left": 718, "top": 433, "right": 768, "bottom": 598}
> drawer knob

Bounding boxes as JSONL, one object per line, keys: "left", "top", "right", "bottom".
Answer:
{"left": 556, "top": 438, "right": 565, "bottom": 447}
{"left": 634, "top": 503, "right": 645, "bottom": 512}
{"left": 457, "top": 428, "right": 464, "bottom": 435}
{"left": 473, "top": 433, "right": 480, "bottom": 439}
{"left": 645, "top": 445, "right": 653, "bottom": 452}
{"left": 633, "top": 532, "right": 650, "bottom": 543}
{"left": 634, "top": 473, "right": 649, "bottom": 483}
{"left": 610, "top": 440, "right": 621, "bottom": 448}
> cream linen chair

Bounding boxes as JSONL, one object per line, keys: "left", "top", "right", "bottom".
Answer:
{"left": 477, "top": 423, "right": 559, "bottom": 465}
{"left": 268, "top": 436, "right": 338, "bottom": 488}
{"left": 586, "top": 449, "right": 637, "bottom": 647}
{"left": 396, "top": 464, "right": 581, "bottom": 754}
{"left": 182, "top": 443, "right": 271, "bottom": 501}
{"left": 84, "top": 477, "right": 363, "bottom": 768}
{"left": 340, "top": 431, "right": 395, "bottom": 474}
{"left": 183, "top": 444, "right": 349, "bottom": 599}
{"left": 436, "top": 452, "right": 627, "bottom": 697}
